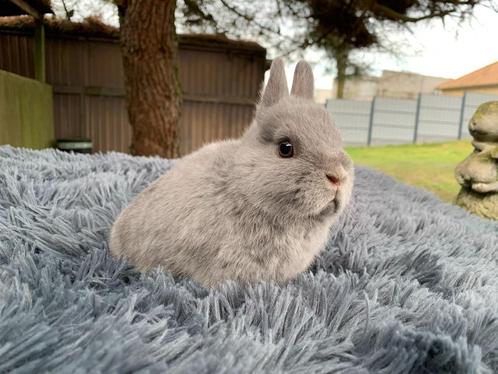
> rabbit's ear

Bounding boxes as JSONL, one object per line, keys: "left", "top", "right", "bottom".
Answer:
{"left": 291, "top": 60, "right": 314, "bottom": 100}
{"left": 261, "top": 57, "right": 289, "bottom": 107}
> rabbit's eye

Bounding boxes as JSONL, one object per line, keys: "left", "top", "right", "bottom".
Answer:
{"left": 279, "top": 141, "right": 294, "bottom": 158}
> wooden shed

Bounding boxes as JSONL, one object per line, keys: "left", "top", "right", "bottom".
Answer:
{"left": 0, "top": 18, "right": 267, "bottom": 155}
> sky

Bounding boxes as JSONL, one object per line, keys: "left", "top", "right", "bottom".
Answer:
{"left": 50, "top": 1, "right": 498, "bottom": 89}
{"left": 308, "top": 4, "right": 498, "bottom": 89}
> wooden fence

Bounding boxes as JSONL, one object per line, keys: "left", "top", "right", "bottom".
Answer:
{"left": 0, "top": 21, "right": 267, "bottom": 154}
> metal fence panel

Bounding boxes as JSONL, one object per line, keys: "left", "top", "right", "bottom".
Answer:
{"left": 325, "top": 92, "right": 498, "bottom": 146}
{"left": 371, "top": 97, "right": 417, "bottom": 144}
{"left": 326, "top": 99, "right": 370, "bottom": 145}
{"left": 416, "top": 94, "right": 462, "bottom": 142}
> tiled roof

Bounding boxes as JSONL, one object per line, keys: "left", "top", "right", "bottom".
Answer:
{"left": 437, "top": 61, "right": 498, "bottom": 90}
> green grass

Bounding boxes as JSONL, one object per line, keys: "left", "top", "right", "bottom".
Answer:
{"left": 346, "top": 141, "right": 473, "bottom": 202}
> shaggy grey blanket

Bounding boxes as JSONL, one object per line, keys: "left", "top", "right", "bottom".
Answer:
{"left": 1, "top": 145, "right": 498, "bottom": 374}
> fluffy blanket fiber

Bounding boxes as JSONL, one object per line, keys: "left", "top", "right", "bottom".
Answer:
{"left": 1, "top": 145, "right": 498, "bottom": 374}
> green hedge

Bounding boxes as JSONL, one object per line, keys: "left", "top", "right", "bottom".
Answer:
{"left": 0, "top": 69, "right": 54, "bottom": 149}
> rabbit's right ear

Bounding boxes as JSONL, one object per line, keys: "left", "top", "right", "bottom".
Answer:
{"left": 291, "top": 60, "right": 314, "bottom": 100}
{"left": 260, "top": 58, "right": 288, "bottom": 107}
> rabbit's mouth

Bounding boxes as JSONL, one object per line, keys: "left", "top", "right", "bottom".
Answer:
{"left": 317, "top": 197, "right": 338, "bottom": 218}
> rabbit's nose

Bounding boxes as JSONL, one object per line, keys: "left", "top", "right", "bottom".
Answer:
{"left": 326, "top": 164, "right": 346, "bottom": 187}
{"left": 326, "top": 174, "right": 341, "bottom": 187}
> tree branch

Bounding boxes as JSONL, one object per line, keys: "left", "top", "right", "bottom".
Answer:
{"left": 371, "top": 3, "right": 455, "bottom": 22}
{"left": 218, "top": 0, "right": 281, "bottom": 36}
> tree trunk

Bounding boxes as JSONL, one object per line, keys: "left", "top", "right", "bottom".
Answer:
{"left": 118, "top": 0, "right": 181, "bottom": 158}
{"left": 335, "top": 54, "right": 347, "bottom": 99}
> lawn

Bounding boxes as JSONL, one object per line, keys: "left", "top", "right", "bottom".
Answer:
{"left": 346, "top": 141, "right": 473, "bottom": 203}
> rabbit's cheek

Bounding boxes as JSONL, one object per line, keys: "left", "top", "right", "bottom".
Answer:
{"left": 337, "top": 182, "right": 353, "bottom": 209}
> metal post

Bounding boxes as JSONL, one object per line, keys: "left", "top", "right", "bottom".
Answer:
{"left": 367, "top": 96, "right": 376, "bottom": 146}
{"left": 457, "top": 92, "right": 467, "bottom": 140}
{"left": 34, "top": 20, "right": 46, "bottom": 82}
{"left": 412, "top": 93, "right": 422, "bottom": 144}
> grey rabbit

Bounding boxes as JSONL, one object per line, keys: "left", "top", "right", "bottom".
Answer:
{"left": 109, "top": 58, "right": 354, "bottom": 288}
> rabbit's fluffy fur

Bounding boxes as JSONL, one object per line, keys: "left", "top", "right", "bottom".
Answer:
{"left": 109, "top": 59, "right": 354, "bottom": 287}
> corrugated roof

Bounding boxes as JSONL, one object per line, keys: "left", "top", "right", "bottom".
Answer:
{"left": 437, "top": 61, "right": 498, "bottom": 90}
{"left": 0, "top": 16, "right": 265, "bottom": 53}
{"left": 0, "top": 15, "right": 120, "bottom": 37}
{"left": 0, "top": 0, "right": 52, "bottom": 17}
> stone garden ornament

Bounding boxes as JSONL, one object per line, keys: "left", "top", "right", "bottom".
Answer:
{"left": 110, "top": 59, "right": 354, "bottom": 288}
{"left": 455, "top": 101, "right": 498, "bottom": 219}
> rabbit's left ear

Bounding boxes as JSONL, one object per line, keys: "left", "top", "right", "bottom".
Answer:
{"left": 291, "top": 60, "right": 314, "bottom": 100}
{"left": 260, "top": 57, "right": 289, "bottom": 107}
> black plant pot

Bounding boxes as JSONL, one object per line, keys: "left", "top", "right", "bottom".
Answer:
{"left": 56, "top": 139, "right": 93, "bottom": 154}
